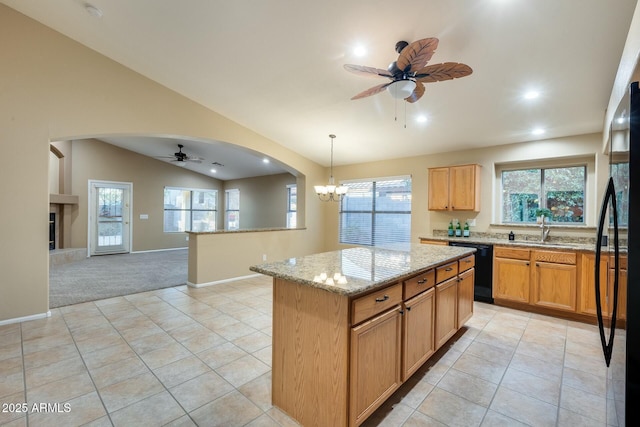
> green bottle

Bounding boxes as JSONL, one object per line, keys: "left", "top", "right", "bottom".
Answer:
{"left": 463, "top": 221, "right": 470, "bottom": 237}
{"left": 455, "top": 220, "right": 462, "bottom": 237}
{"left": 448, "top": 220, "right": 454, "bottom": 236}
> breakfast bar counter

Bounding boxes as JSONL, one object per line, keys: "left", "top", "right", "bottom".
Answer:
{"left": 250, "top": 244, "right": 475, "bottom": 427}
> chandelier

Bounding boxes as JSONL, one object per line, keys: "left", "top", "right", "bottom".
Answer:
{"left": 314, "top": 134, "right": 348, "bottom": 202}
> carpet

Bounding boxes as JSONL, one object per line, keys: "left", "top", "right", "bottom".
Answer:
{"left": 49, "top": 249, "right": 188, "bottom": 308}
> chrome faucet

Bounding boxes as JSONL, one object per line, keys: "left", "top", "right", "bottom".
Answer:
{"left": 540, "top": 216, "right": 550, "bottom": 242}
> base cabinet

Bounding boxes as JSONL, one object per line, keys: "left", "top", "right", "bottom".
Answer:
{"left": 531, "top": 261, "right": 577, "bottom": 311}
{"left": 435, "top": 278, "right": 458, "bottom": 349}
{"left": 580, "top": 253, "right": 627, "bottom": 323}
{"left": 350, "top": 307, "right": 402, "bottom": 426}
{"left": 458, "top": 268, "right": 475, "bottom": 326}
{"left": 402, "top": 287, "right": 435, "bottom": 381}
{"left": 494, "top": 256, "right": 530, "bottom": 303}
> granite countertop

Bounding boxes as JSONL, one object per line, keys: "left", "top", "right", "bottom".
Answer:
{"left": 249, "top": 244, "right": 475, "bottom": 296}
{"left": 419, "top": 235, "right": 598, "bottom": 252}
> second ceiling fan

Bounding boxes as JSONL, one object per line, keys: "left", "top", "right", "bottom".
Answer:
{"left": 344, "top": 37, "right": 472, "bottom": 103}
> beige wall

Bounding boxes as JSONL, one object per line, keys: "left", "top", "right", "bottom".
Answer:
{"left": 0, "top": 5, "right": 326, "bottom": 322}
{"left": 326, "top": 133, "right": 608, "bottom": 251}
{"left": 224, "top": 173, "right": 296, "bottom": 229}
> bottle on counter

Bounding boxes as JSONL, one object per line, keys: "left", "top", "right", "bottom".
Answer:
{"left": 455, "top": 220, "right": 462, "bottom": 237}
{"left": 463, "top": 221, "right": 470, "bottom": 237}
{"left": 448, "top": 220, "right": 454, "bottom": 236}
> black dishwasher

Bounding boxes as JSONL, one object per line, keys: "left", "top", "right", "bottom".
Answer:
{"left": 448, "top": 241, "right": 493, "bottom": 303}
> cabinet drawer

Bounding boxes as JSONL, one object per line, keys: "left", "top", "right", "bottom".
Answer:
{"left": 609, "top": 255, "right": 628, "bottom": 270}
{"left": 352, "top": 283, "right": 402, "bottom": 325}
{"left": 420, "top": 239, "right": 449, "bottom": 246}
{"left": 533, "top": 250, "right": 576, "bottom": 265}
{"left": 494, "top": 246, "right": 530, "bottom": 260}
{"left": 436, "top": 262, "right": 458, "bottom": 283}
{"left": 459, "top": 255, "right": 475, "bottom": 272}
{"left": 403, "top": 269, "right": 435, "bottom": 300}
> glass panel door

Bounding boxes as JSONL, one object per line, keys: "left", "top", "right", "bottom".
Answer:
{"left": 90, "top": 181, "right": 131, "bottom": 255}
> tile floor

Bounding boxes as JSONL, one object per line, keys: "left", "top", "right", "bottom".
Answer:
{"left": 0, "top": 275, "right": 616, "bottom": 426}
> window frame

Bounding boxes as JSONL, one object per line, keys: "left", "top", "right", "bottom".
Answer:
{"left": 339, "top": 176, "right": 412, "bottom": 246}
{"left": 163, "top": 186, "right": 217, "bottom": 233}
{"left": 225, "top": 188, "right": 240, "bottom": 230}
{"left": 498, "top": 162, "right": 588, "bottom": 225}
{"left": 286, "top": 184, "right": 297, "bottom": 229}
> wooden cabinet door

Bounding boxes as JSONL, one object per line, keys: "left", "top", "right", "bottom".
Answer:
{"left": 449, "top": 164, "right": 478, "bottom": 211}
{"left": 579, "top": 253, "right": 608, "bottom": 316}
{"left": 457, "top": 268, "right": 474, "bottom": 327}
{"left": 493, "top": 257, "right": 530, "bottom": 303}
{"left": 428, "top": 167, "right": 450, "bottom": 210}
{"left": 350, "top": 306, "right": 402, "bottom": 427}
{"left": 435, "top": 278, "right": 458, "bottom": 349}
{"left": 532, "top": 262, "right": 577, "bottom": 312}
{"left": 402, "top": 288, "right": 435, "bottom": 381}
{"left": 609, "top": 267, "right": 627, "bottom": 321}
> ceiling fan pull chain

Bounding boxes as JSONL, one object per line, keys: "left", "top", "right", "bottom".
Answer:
{"left": 404, "top": 101, "right": 407, "bottom": 129}
{"left": 394, "top": 97, "right": 398, "bottom": 122}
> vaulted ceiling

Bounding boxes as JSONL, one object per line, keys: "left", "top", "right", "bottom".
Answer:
{"left": 3, "top": 0, "right": 637, "bottom": 173}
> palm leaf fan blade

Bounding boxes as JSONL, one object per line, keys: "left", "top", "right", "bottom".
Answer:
{"left": 396, "top": 37, "right": 439, "bottom": 72}
{"left": 344, "top": 64, "right": 393, "bottom": 78}
{"left": 351, "top": 82, "right": 392, "bottom": 100}
{"left": 405, "top": 82, "right": 425, "bottom": 103}
{"left": 415, "top": 62, "right": 473, "bottom": 83}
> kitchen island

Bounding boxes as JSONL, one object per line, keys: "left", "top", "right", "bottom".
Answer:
{"left": 250, "top": 244, "right": 476, "bottom": 427}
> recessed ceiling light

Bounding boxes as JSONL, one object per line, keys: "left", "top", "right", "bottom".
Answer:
{"left": 524, "top": 91, "right": 540, "bottom": 100}
{"left": 617, "top": 117, "right": 626, "bottom": 124}
{"left": 353, "top": 45, "right": 367, "bottom": 57}
{"left": 532, "top": 128, "right": 545, "bottom": 135}
{"left": 262, "top": 158, "right": 270, "bottom": 164}
{"left": 416, "top": 115, "right": 428, "bottom": 123}
{"left": 85, "top": 3, "right": 103, "bottom": 18}
{"left": 210, "top": 168, "right": 217, "bottom": 173}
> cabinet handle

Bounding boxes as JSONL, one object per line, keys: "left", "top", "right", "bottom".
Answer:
{"left": 418, "top": 278, "right": 428, "bottom": 285}
{"left": 526, "top": 262, "right": 530, "bottom": 266}
{"left": 464, "top": 260, "right": 472, "bottom": 263}
{"left": 375, "top": 295, "right": 389, "bottom": 303}
{"left": 536, "top": 263, "right": 540, "bottom": 267}
{"left": 445, "top": 267, "right": 453, "bottom": 272}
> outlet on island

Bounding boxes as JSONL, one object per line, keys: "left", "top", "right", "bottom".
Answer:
{"left": 262, "top": 254, "right": 267, "bottom": 261}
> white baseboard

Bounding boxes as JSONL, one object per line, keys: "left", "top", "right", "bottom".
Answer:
{"left": 0, "top": 310, "right": 51, "bottom": 326}
{"left": 187, "top": 273, "right": 261, "bottom": 288}
{"left": 131, "top": 247, "right": 188, "bottom": 254}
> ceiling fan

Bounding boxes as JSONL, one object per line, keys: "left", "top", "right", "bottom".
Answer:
{"left": 344, "top": 37, "right": 473, "bottom": 103}
{"left": 157, "top": 144, "right": 204, "bottom": 164}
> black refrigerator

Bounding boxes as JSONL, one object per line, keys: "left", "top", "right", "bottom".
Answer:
{"left": 595, "top": 81, "right": 640, "bottom": 426}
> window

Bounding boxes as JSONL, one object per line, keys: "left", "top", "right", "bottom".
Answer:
{"left": 339, "top": 177, "right": 411, "bottom": 246}
{"left": 501, "top": 166, "right": 585, "bottom": 223}
{"left": 286, "top": 184, "right": 297, "bottom": 228}
{"left": 611, "top": 161, "right": 629, "bottom": 227}
{"left": 225, "top": 189, "right": 240, "bottom": 230}
{"left": 164, "top": 187, "right": 217, "bottom": 232}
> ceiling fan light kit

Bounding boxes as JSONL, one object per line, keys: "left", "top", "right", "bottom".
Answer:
{"left": 389, "top": 80, "right": 417, "bottom": 99}
{"left": 315, "top": 134, "right": 348, "bottom": 202}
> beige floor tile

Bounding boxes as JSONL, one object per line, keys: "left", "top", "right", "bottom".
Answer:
{"left": 28, "top": 391, "right": 107, "bottom": 427}
{"left": 0, "top": 323, "right": 20, "bottom": 336}
{"left": 562, "top": 366, "right": 607, "bottom": 396}
{"left": 189, "top": 390, "right": 263, "bottom": 426}
{"left": 508, "top": 351, "right": 563, "bottom": 382}
{"left": 437, "top": 368, "right": 498, "bottom": 407}
{"left": 393, "top": 376, "right": 435, "bottom": 409}
{"left": 128, "top": 331, "right": 177, "bottom": 354}
{"left": 361, "top": 401, "right": 414, "bottom": 426}
{"left": 480, "top": 410, "right": 529, "bottom": 426}
{"left": 0, "top": 371, "right": 24, "bottom": 400}
{"left": 0, "top": 356, "right": 23, "bottom": 376}
{"left": 0, "top": 344, "right": 22, "bottom": 364}
{"left": 245, "top": 413, "right": 281, "bottom": 427}
{"left": 74, "top": 332, "right": 127, "bottom": 355}
{"left": 451, "top": 353, "right": 507, "bottom": 384}
{"left": 110, "top": 390, "right": 186, "bottom": 427}
{"left": 489, "top": 386, "right": 557, "bottom": 426}
{"left": 563, "top": 351, "right": 607, "bottom": 378}
{"left": 27, "top": 371, "right": 96, "bottom": 405}
{"left": 0, "top": 331, "right": 21, "bottom": 347}
{"left": 0, "top": 392, "right": 25, "bottom": 425}
{"left": 155, "top": 313, "right": 196, "bottom": 332}
{"left": 169, "top": 371, "right": 234, "bottom": 412}
{"left": 402, "top": 410, "right": 447, "bottom": 426}
{"left": 559, "top": 384, "right": 607, "bottom": 423}
{"left": 418, "top": 387, "right": 487, "bottom": 427}
{"left": 215, "top": 354, "right": 270, "bottom": 388}
{"left": 213, "top": 321, "right": 258, "bottom": 341}
{"left": 22, "top": 332, "right": 75, "bottom": 355}
{"left": 81, "top": 341, "right": 138, "bottom": 370}
{"left": 90, "top": 355, "right": 149, "bottom": 389}
{"left": 265, "top": 407, "right": 301, "bottom": 427}
{"left": 180, "top": 330, "right": 227, "bottom": 353}
{"left": 463, "top": 340, "right": 513, "bottom": 367}
{"left": 153, "top": 355, "right": 211, "bottom": 389}
{"left": 232, "top": 330, "right": 271, "bottom": 353}
{"left": 515, "top": 340, "right": 565, "bottom": 365}
{"left": 474, "top": 329, "right": 520, "bottom": 352}
{"left": 500, "top": 367, "right": 561, "bottom": 405}
{"left": 69, "top": 323, "right": 118, "bottom": 342}
{"left": 252, "top": 346, "right": 272, "bottom": 367}
{"left": 198, "top": 313, "right": 240, "bottom": 330}
{"left": 138, "top": 341, "right": 191, "bottom": 370}
{"left": 197, "top": 342, "right": 247, "bottom": 369}
{"left": 98, "top": 372, "right": 164, "bottom": 413}
{"left": 24, "top": 354, "right": 87, "bottom": 389}
{"left": 163, "top": 414, "right": 198, "bottom": 427}
{"left": 557, "top": 407, "right": 606, "bottom": 427}
{"left": 237, "top": 372, "right": 272, "bottom": 411}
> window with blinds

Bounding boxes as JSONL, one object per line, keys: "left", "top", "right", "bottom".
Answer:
{"left": 339, "top": 177, "right": 412, "bottom": 246}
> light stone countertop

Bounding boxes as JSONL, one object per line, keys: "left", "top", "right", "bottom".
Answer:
{"left": 249, "top": 244, "right": 475, "bottom": 296}
{"left": 419, "top": 235, "right": 598, "bottom": 252}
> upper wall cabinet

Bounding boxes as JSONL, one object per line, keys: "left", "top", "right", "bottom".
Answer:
{"left": 428, "top": 164, "right": 481, "bottom": 211}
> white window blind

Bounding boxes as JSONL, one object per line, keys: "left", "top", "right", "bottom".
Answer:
{"left": 339, "top": 177, "right": 411, "bottom": 246}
